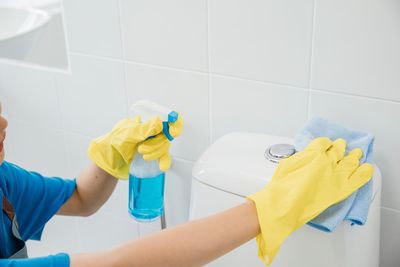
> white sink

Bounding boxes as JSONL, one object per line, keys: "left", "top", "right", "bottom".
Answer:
{"left": 0, "top": 7, "right": 50, "bottom": 60}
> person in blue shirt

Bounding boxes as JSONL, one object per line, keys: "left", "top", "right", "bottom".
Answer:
{"left": 0, "top": 101, "right": 372, "bottom": 267}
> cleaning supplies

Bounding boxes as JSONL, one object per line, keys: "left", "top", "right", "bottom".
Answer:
{"left": 87, "top": 116, "right": 163, "bottom": 179}
{"left": 294, "top": 117, "right": 375, "bottom": 231}
{"left": 128, "top": 100, "right": 179, "bottom": 222}
{"left": 247, "top": 137, "right": 374, "bottom": 265}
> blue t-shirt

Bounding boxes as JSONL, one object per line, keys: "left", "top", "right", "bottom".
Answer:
{"left": 0, "top": 161, "right": 76, "bottom": 266}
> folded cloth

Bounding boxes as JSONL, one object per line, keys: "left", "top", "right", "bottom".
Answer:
{"left": 294, "top": 117, "right": 375, "bottom": 232}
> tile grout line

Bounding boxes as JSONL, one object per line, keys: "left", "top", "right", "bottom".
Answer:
{"left": 211, "top": 72, "right": 307, "bottom": 89}
{"left": 206, "top": 0, "right": 213, "bottom": 144}
{"left": 381, "top": 206, "right": 400, "bottom": 214}
{"left": 173, "top": 156, "right": 196, "bottom": 165}
{"left": 0, "top": 58, "right": 70, "bottom": 74}
{"left": 116, "top": 0, "right": 131, "bottom": 117}
{"left": 52, "top": 73, "right": 72, "bottom": 175}
{"left": 68, "top": 54, "right": 400, "bottom": 106}
{"left": 311, "top": 88, "right": 400, "bottom": 105}
{"left": 60, "top": 0, "right": 72, "bottom": 74}
{"left": 8, "top": 116, "right": 96, "bottom": 140}
{"left": 307, "top": 0, "right": 317, "bottom": 119}
{"left": 69, "top": 51, "right": 124, "bottom": 64}
{"left": 67, "top": 51, "right": 309, "bottom": 91}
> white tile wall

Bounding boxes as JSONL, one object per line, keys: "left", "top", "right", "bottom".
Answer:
{"left": 120, "top": 0, "right": 208, "bottom": 72}
{"left": 56, "top": 54, "right": 128, "bottom": 137}
{"left": 0, "top": 63, "right": 62, "bottom": 130}
{"left": 209, "top": 0, "right": 314, "bottom": 87}
{"left": 312, "top": 0, "right": 400, "bottom": 101}
{"left": 63, "top": 0, "right": 123, "bottom": 59}
{"left": 164, "top": 159, "right": 193, "bottom": 227}
{"left": 63, "top": 132, "right": 91, "bottom": 178}
{"left": 4, "top": 120, "right": 69, "bottom": 177}
{"left": 1, "top": 0, "right": 400, "bottom": 265}
{"left": 210, "top": 75, "right": 308, "bottom": 141}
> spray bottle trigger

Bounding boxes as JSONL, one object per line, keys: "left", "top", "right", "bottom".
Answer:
{"left": 162, "top": 121, "right": 174, "bottom": 141}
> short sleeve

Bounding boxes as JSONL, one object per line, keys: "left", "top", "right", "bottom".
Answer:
{"left": 0, "top": 161, "right": 76, "bottom": 241}
{"left": 0, "top": 253, "right": 70, "bottom": 267}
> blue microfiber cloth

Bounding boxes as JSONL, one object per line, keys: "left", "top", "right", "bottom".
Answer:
{"left": 294, "top": 117, "right": 375, "bottom": 232}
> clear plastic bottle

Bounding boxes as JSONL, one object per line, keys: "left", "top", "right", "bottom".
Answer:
{"left": 128, "top": 154, "right": 165, "bottom": 222}
{"left": 127, "top": 100, "right": 178, "bottom": 222}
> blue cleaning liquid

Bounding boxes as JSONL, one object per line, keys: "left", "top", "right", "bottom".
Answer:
{"left": 128, "top": 173, "right": 165, "bottom": 222}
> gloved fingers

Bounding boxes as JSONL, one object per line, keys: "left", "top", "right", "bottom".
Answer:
{"left": 169, "top": 114, "right": 183, "bottom": 138}
{"left": 133, "top": 116, "right": 163, "bottom": 142}
{"left": 349, "top": 147, "right": 363, "bottom": 160}
{"left": 347, "top": 163, "right": 374, "bottom": 191}
{"left": 305, "top": 137, "right": 333, "bottom": 152}
{"left": 342, "top": 148, "right": 363, "bottom": 163}
{"left": 159, "top": 152, "right": 172, "bottom": 172}
{"left": 271, "top": 154, "right": 307, "bottom": 181}
{"left": 142, "top": 142, "right": 171, "bottom": 160}
{"left": 326, "top": 138, "right": 346, "bottom": 163}
{"left": 336, "top": 148, "right": 363, "bottom": 175}
{"left": 138, "top": 134, "right": 168, "bottom": 154}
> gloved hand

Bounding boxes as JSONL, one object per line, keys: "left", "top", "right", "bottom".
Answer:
{"left": 87, "top": 116, "right": 163, "bottom": 180}
{"left": 247, "top": 137, "right": 374, "bottom": 265}
{"left": 137, "top": 114, "right": 183, "bottom": 171}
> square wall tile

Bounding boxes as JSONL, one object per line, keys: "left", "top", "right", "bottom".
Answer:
{"left": 309, "top": 91, "right": 400, "bottom": 210}
{"left": 209, "top": 0, "right": 314, "bottom": 87}
{"left": 63, "top": 0, "right": 122, "bottom": 58}
{"left": 0, "top": 63, "right": 61, "bottom": 129}
{"left": 63, "top": 132, "right": 92, "bottom": 179}
{"left": 211, "top": 75, "right": 309, "bottom": 141}
{"left": 312, "top": 0, "right": 400, "bottom": 101}
{"left": 120, "top": 0, "right": 208, "bottom": 72}
{"left": 56, "top": 54, "right": 127, "bottom": 138}
{"left": 126, "top": 63, "right": 209, "bottom": 161}
{"left": 380, "top": 208, "right": 400, "bottom": 267}
{"left": 4, "top": 120, "right": 69, "bottom": 178}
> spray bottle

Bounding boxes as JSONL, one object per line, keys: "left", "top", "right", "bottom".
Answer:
{"left": 128, "top": 100, "right": 178, "bottom": 224}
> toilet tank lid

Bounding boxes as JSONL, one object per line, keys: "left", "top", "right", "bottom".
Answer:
{"left": 192, "top": 132, "right": 381, "bottom": 198}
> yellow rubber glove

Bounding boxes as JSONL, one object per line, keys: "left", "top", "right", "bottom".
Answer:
{"left": 247, "top": 137, "right": 374, "bottom": 265}
{"left": 137, "top": 114, "right": 183, "bottom": 171}
{"left": 87, "top": 116, "right": 163, "bottom": 180}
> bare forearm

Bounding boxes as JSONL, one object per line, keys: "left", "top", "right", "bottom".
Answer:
{"left": 70, "top": 201, "right": 260, "bottom": 267}
{"left": 58, "top": 163, "right": 118, "bottom": 216}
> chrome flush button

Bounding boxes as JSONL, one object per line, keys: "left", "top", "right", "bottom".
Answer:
{"left": 265, "top": 144, "right": 296, "bottom": 163}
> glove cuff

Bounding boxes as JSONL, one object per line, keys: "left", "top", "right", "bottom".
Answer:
{"left": 87, "top": 141, "right": 129, "bottom": 180}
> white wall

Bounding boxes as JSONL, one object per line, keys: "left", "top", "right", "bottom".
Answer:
{"left": 0, "top": 0, "right": 399, "bottom": 266}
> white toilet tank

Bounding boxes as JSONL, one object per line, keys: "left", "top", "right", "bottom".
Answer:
{"left": 189, "top": 133, "right": 381, "bottom": 267}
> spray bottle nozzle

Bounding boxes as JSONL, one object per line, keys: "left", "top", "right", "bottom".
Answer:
{"left": 168, "top": 111, "right": 179, "bottom": 123}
